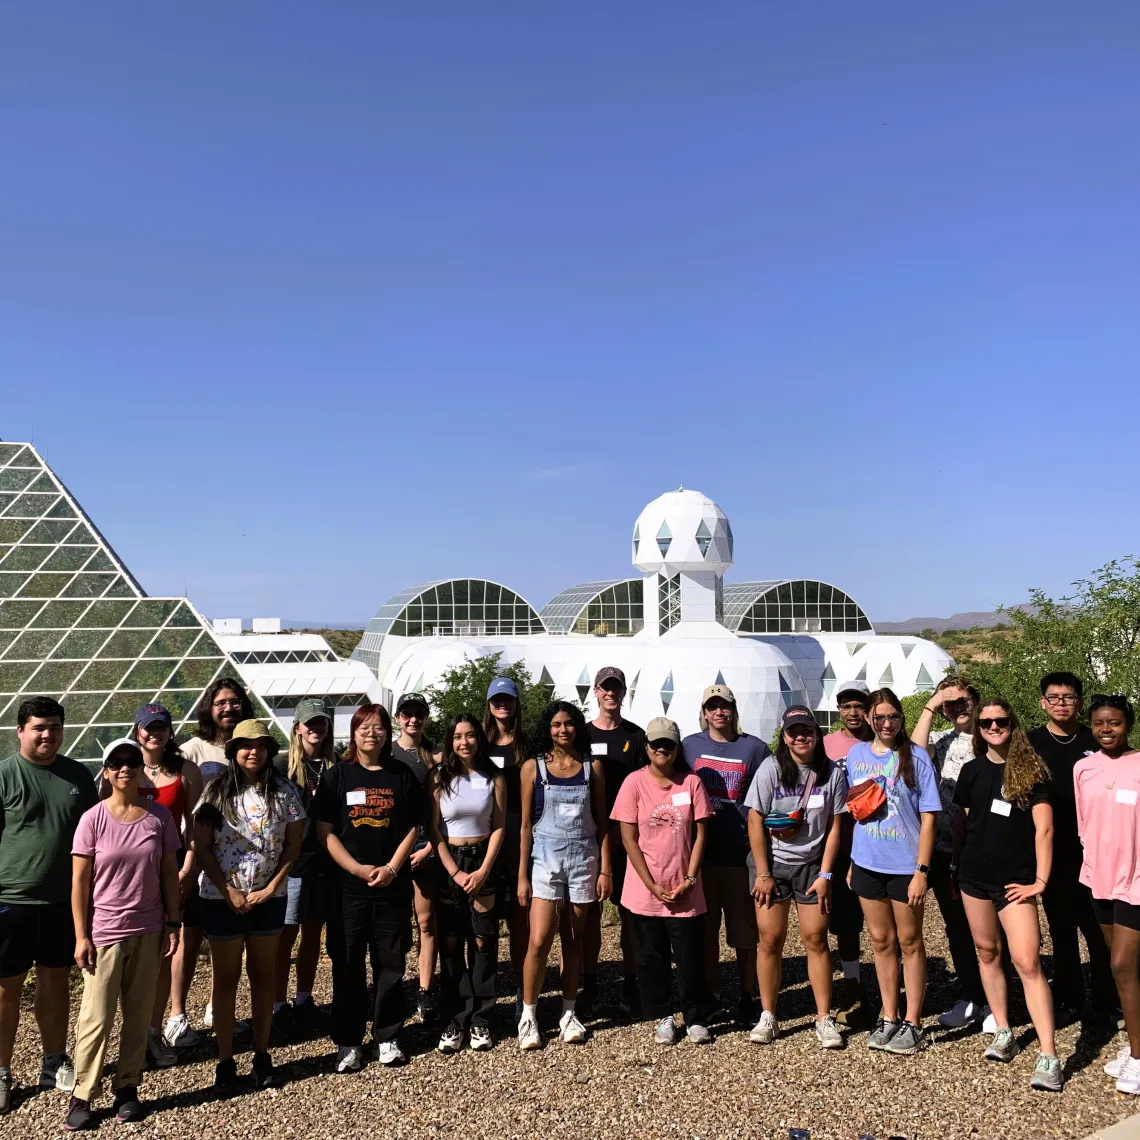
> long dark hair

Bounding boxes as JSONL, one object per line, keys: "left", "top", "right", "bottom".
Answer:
{"left": 867, "top": 687, "right": 917, "bottom": 790}
{"left": 483, "top": 697, "right": 525, "bottom": 768}
{"left": 196, "top": 742, "right": 287, "bottom": 828}
{"left": 775, "top": 724, "right": 830, "bottom": 789}
{"left": 344, "top": 703, "right": 393, "bottom": 766}
{"left": 527, "top": 700, "right": 588, "bottom": 762}
{"left": 129, "top": 721, "right": 185, "bottom": 775}
{"left": 436, "top": 714, "right": 495, "bottom": 795}
{"left": 195, "top": 677, "right": 254, "bottom": 743}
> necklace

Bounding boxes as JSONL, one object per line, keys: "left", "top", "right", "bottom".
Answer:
{"left": 1050, "top": 728, "right": 1079, "bottom": 746}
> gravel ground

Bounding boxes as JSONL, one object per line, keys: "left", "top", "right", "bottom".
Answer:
{"left": 1, "top": 905, "right": 1136, "bottom": 1140}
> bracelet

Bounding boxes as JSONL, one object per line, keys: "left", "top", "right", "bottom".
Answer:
{"left": 386, "top": 864, "right": 397, "bottom": 876}
{"left": 923, "top": 706, "right": 937, "bottom": 714}
{"left": 1036, "top": 877, "right": 1048, "bottom": 886}
{"left": 757, "top": 873, "right": 773, "bottom": 882}
{"left": 598, "top": 872, "right": 612, "bottom": 878}
{"left": 684, "top": 875, "right": 697, "bottom": 886}
{"left": 449, "top": 868, "right": 459, "bottom": 880}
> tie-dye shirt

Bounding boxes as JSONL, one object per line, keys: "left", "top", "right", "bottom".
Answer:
{"left": 848, "top": 742, "right": 941, "bottom": 875}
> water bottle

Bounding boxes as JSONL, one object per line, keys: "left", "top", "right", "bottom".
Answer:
{"left": 789, "top": 1131, "right": 811, "bottom": 1140}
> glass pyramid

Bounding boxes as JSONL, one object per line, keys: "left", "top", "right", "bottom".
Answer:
{"left": 0, "top": 442, "right": 273, "bottom": 761}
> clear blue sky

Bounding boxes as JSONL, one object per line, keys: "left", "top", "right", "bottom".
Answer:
{"left": 3, "top": 3, "right": 1138, "bottom": 624}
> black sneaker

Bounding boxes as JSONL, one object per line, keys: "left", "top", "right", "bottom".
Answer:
{"left": 291, "top": 996, "right": 327, "bottom": 1033}
{"left": 577, "top": 977, "right": 598, "bottom": 1022}
{"left": 113, "top": 1085, "right": 145, "bottom": 1123}
{"left": 417, "top": 987, "right": 439, "bottom": 1023}
{"left": 617, "top": 977, "right": 642, "bottom": 1019}
{"left": 250, "top": 1051, "right": 275, "bottom": 1089}
{"left": 213, "top": 1057, "right": 239, "bottom": 1097}
{"left": 736, "top": 993, "right": 758, "bottom": 1026}
{"left": 62, "top": 1097, "right": 93, "bottom": 1132}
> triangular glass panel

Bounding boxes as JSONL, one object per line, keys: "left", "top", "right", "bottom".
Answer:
{"left": 576, "top": 684, "right": 590, "bottom": 704}
{"left": 901, "top": 642, "right": 915, "bottom": 658}
{"left": 660, "top": 670, "right": 674, "bottom": 713}
{"left": 656, "top": 521, "right": 672, "bottom": 557}
{"left": 915, "top": 663, "right": 934, "bottom": 691}
{"left": 845, "top": 642, "right": 867, "bottom": 655}
{"left": 628, "top": 669, "right": 640, "bottom": 701}
{"left": 879, "top": 663, "right": 894, "bottom": 686}
{"left": 539, "top": 666, "right": 555, "bottom": 687}
{"left": 725, "top": 520, "right": 734, "bottom": 559}
{"left": 820, "top": 661, "right": 836, "bottom": 681}
{"left": 822, "top": 678, "right": 837, "bottom": 699}
{"left": 695, "top": 519, "right": 712, "bottom": 557}
{"left": 853, "top": 663, "right": 867, "bottom": 681}
{"left": 632, "top": 524, "right": 640, "bottom": 559}
{"left": 715, "top": 669, "right": 726, "bottom": 686}
{"left": 411, "top": 674, "right": 424, "bottom": 693}
{"left": 577, "top": 666, "right": 591, "bottom": 686}
{"left": 778, "top": 671, "right": 792, "bottom": 693}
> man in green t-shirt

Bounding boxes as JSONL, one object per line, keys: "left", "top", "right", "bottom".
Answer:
{"left": 0, "top": 697, "right": 98, "bottom": 1113}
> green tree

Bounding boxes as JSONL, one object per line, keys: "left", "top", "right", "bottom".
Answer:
{"left": 424, "top": 652, "right": 553, "bottom": 747}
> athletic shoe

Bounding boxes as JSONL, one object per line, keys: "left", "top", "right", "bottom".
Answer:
{"left": 617, "top": 978, "right": 642, "bottom": 1019}
{"left": 0, "top": 1067, "right": 12, "bottom": 1115}
{"left": 560, "top": 1012, "right": 588, "bottom": 1044}
{"left": 835, "top": 978, "right": 872, "bottom": 1028}
{"left": 1105, "top": 1043, "right": 1132, "bottom": 1078}
{"left": 271, "top": 1003, "right": 296, "bottom": 1041}
{"left": 686, "top": 1023, "right": 712, "bottom": 1045}
{"left": 815, "top": 1015, "right": 844, "bottom": 1050}
{"left": 938, "top": 999, "right": 984, "bottom": 1029}
{"left": 984, "top": 1028, "right": 1019, "bottom": 1063}
{"left": 147, "top": 1026, "right": 177, "bottom": 1069}
{"left": 336, "top": 1045, "right": 364, "bottom": 1073}
{"left": 518, "top": 1015, "right": 543, "bottom": 1051}
{"left": 883, "top": 1021, "right": 924, "bottom": 1055}
{"left": 1118, "top": 1056, "right": 1140, "bottom": 1095}
{"left": 203, "top": 1003, "right": 213, "bottom": 1029}
{"left": 39, "top": 1052, "right": 75, "bottom": 1091}
{"left": 113, "top": 1085, "right": 145, "bottom": 1122}
{"left": 438, "top": 1021, "right": 464, "bottom": 1053}
{"left": 704, "top": 991, "right": 725, "bottom": 1022}
{"left": 736, "top": 994, "right": 758, "bottom": 1026}
{"left": 204, "top": 1004, "right": 250, "bottom": 1034}
{"left": 981, "top": 1007, "right": 997, "bottom": 1034}
{"left": 867, "top": 1018, "right": 899, "bottom": 1051}
{"left": 163, "top": 1013, "right": 200, "bottom": 1049}
{"left": 469, "top": 1022, "right": 493, "bottom": 1051}
{"left": 250, "top": 1051, "right": 275, "bottom": 1089}
{"left": 577, "top": 978, "right": 598, "bottom": 1022}
{"left": 654, "top": 1016, "right": 678, "bottom": 1045}
{"left": 62, "top": 1097, "right": 92, "bottom": 1132}
{"left": 376, "top": 1041, "right": 405, "bottom": 1066}
{"left": 418, "top": 988, "right": 439, "bottom": 1024}
{"left": 213, "top": 1058, "right": 239, "bottom": 1096}
{"left": 748, "top": 1010, "right": 779, "bottom": 1045}
{"left": 1030, "top": 1053, "right": 1064, "bottom": 1092}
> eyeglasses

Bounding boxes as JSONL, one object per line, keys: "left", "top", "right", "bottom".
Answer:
{"left": 977, "top": 717, "right": 1011, "bottom": 730}
{"left": 872, "top": 713, "right": 902, "bottom": 724}
{"left": 1043, "top": 694, "right": 1079, "bottom": 705}
{"left": 838, "top": 702, "right": 867, "bottom": 713}
{"left": 212, "top": 699, "right": 244, "bottom": 710}
{"left": 648, "top": 740, "right": 677, "bottom": 753}
{"left": 357, "top": 727, "right": 387, "bottom": 738}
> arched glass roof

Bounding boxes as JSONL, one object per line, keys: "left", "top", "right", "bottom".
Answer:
{"left": 540, "top": 579, "right": 644, "bottom": 636}
{"left": 353, "top": 579, "right": 545, "bottom": 673}
{"left": 724, "top": 580, "right": 873, "bottom": 635}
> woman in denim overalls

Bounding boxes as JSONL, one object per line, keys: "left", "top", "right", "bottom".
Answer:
{"left": 516, "top": 702, "right": 611, "bottom": 1049}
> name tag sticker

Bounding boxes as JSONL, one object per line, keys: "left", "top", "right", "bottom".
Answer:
{"left": 558, "top": 802, "right": 577, "bottom": 818}
{"left": 1117, "top": 788, "right": 1138, "bottom": 806}
{"left": 346, "top": 790, "right": 367, "bottom": 806}
{"left": 990, "top": 798, "right": 1012, "bottom": 817}
{"left": 671, "top": 792, "right": 691, "bottom": 806}
{"left": 807, "top": 792, "right": 826, "bottom": 809}
{"left": 591, "top": 743, "right": 607, "bottom": 756}
{"left": 490, "top": 755, "right": 506, "bottom": 769}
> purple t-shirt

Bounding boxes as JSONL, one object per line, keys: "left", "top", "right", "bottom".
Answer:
{"left": 72, "top": 800, "right": 179, "bottom": 946}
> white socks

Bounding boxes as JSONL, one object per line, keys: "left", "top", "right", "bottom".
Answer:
{"left": 522, "top": 1002, "right": 538, "bottom": 1020}
{"left": 842, "top": 960, "right": 861, "bottom": 981}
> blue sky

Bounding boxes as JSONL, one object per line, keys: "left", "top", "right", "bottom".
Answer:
{"left": 3, "top": 3, "right": 1138, "bottom": 624}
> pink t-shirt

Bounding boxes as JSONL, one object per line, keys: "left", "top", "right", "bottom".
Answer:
{"left": 610, "top": 767, "right": 714, "bottom": 918}
{"left": 1075, "top": 750, "right": 1140, "bottom": 905}
{"left": 823, "top": 731, "right": 861, "bottom": 763}
{"left": 72, "top": 800, "right": 180, "bottom": 946}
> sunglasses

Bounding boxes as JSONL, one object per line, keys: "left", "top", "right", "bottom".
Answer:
{"left": 648, "top": 740, "right": 677, "bottom": 753}
{"left": 942, "top": 698, "right": 971, "bottom": 711}
{"left": 105, "top": 758, "right": 144, "bottom": 771}
{"left": 977, "top": 717, "right": 1011, "bottom": 730}
{"left": 784, "top": 726, "right": 816, "bottom": 739}
{"left": 1091, "top": 694, "right": 1131, "bottom": 712}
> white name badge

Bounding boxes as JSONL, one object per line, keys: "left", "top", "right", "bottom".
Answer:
{"left": 346, "top": 790, "right": 367, "bottom": 806}
{"left": 807, "top": 792, "right": 826, "bottom": 809}
{"left": 990, "top": 798, "right": 1012, "bottom": 817}
{"left": 558, "top": 802, "right": 577, "bottom": 818}
{"left": 490, "top": 755, "right": 506, "bottom": 769}
{"left": 671, "top": 792, "right": 691, "bottom": 806}
{"left": 591, "top": 743, "right": 607, "bottom": 756}
{"left": 1117, "top": 788, "right": 1138, "bottom": 806}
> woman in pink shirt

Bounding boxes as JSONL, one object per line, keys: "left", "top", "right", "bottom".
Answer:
{"left": 1075, "top": 694, "right": 1140, "bottom": 1095}
{"left": 611, "top": 717, "right": 713, "bottom": 1046}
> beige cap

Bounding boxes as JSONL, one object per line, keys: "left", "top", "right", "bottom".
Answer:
{"left": 701, "top": 683, "right": 735, "bottom": 706}
{"left": 645, "top": 717, "right": 681, "bottom": 744}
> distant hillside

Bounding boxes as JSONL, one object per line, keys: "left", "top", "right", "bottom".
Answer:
{"left": 875, "top": 604, "right": 1034, "bottom": 634}
{"left": 302, "top": 628, "right": 365, "bottom": 659}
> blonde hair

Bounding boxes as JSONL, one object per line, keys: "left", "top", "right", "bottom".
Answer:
{"left": 971, "top": 697, "right": 1050, "bottom": 808}
{"left": 288, "top": 716, "right": 335, "bottom": 784}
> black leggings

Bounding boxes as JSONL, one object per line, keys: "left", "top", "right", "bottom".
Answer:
{"left": 437, "top": 841, "right": 500, "bottom": 1029}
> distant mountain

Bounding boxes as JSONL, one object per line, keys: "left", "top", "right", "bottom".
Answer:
{"left": 284, "top": 620, "right": 368, "bottom": 630}
{"left": 875, "top": 604, "right": 1034, "bottom": 634}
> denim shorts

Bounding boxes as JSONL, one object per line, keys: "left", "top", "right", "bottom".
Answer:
{"left": 284, "top": 870, "right": 329, "bottom": 926}
{"left": 201, "top": 896, "right": 288, "bottom": 942}
{"left": 530, "top": 834, "right": 599, "bottom": 905}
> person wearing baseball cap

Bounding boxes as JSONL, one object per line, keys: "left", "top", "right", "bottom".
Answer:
{"left": 582, "top": 666, "right": 647, "bottom": 1019}
{"left": 272, "top": 699, "right": 336, "bottom": 1037}
{"left": 611, "top": 717, "right": 715, "bottom": 1045}
{"left": 681, "top": 683, "right": 770, "bottom": 1026}
{"left": 822, "top": 681, "right": 875, "bottom": 1028}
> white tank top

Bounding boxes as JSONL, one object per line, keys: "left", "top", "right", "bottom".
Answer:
{"left": 439, "top": 771, "right": 495, "bottom": 836}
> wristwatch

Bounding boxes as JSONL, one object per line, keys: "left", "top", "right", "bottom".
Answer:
{"left": 684, "top": 875, "right": 697, "bottom": 887}
{"left": 818, "top": 871, "right": 832, "bottom": 881}
{"left": 915, "top": 864, "right": 930, "bottom": 875}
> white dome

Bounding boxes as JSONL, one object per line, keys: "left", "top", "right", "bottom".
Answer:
{"left": 632, "top": 488, "right": 734, "bottom": 574}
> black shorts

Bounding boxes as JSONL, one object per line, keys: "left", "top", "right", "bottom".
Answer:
{"left": 201, "top": 896, "right": 287, "bottom": 942}
{"left": 0, "top": 902, "right": 75, "bottom": 976}
{"left": 828, "top": 855, "right": 864, "bottom": 935}
{"left": 411, "top": 840, "right": 437, "bottom": 895}
{"left": 958, "top": 876, "right": 1026, "bottom": 913}
{"left": 437, "top": 841, "right": 500, "bottom": 939}
{"left": 1090, "top": 893, "right": 1140, "bottom": 932}
{"left": 851, "top": 864, "right": 915, "bottom": 905}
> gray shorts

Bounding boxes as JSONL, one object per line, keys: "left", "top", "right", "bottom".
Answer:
{"left": 748, "top": 855, "right": 824, "bottom": 905}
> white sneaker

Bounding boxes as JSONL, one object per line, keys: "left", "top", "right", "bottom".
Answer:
{"left": 437, "top": 1021, "right": 464, "bottom": 1053}
{"left": 749, "top": 1010, "right": 779, "bottom": 1045}
{"left": 815, "top": 1015, "right": 844, "bottom": 1049}
{"left": 518, "top": 1015, "right": 543, "bottom": 1051}
{"left": 686, "top": 1023, "right": 712, "bottom": 1045}
{"left": 654, "top": 1016, "right": 677, "bottom": 1045}
{"left": 559, "top": 1011, "right": 587, "bottom": 1044}
{"left": 1117, "top": 1055, "right": 1140, "bottom": 1095}
{"left": 981, "top": 1007, "right": 997, "bottom": 1034}
{"left": 163, "top": 1013, "right": 200, "bottom": 1049}
{"left": 1106, "top": 1042, "right": 1133, "bottom": 1078}
{"left": 335, "top": 1045, "right": 364, "bottom": 1073}
{"left": 938, "top": 999, "right": 983, "bottom": 1029}
{"left": 376, "top": 1040, "right": 405, "bottom": 1066}
{"left": 468, "top": 1023, "right": 493, "bottom": 1051}
{"left": 203, "top": 1003, "right": 213, "bottom": 1029}
{"left": 203, "top": 1004, "right": 248, "bottom": 1034}
{"left": 147, "top": 1026, "right": 177, "bottom": 1068}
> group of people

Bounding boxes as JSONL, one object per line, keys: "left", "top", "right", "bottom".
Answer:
{"left": 0, "top": 663, "right": 1138, "bottom": 1128}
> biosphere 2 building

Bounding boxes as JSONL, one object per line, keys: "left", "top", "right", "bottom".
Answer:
{"left": 354, "top": 489, "right": 953, "bottom": 739}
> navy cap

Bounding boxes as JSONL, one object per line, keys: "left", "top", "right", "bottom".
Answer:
{"left": 134, "top": 703, "right": 172, "bottom": 729}
{"left": 486, "top": 677, "right": 519, "bottom": 701}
